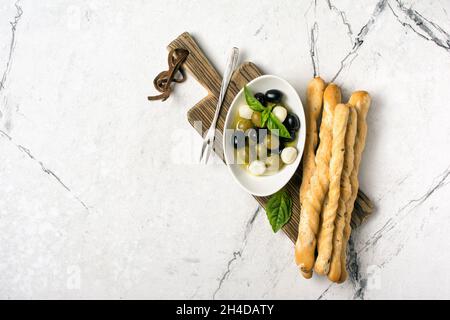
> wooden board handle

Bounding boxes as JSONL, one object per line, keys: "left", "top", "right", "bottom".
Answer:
{"left": 168, "top": 32, "right": 221, "bottom": 95}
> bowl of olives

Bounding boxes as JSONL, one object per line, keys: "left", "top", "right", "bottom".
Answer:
{"left": 223, "top": 75, "right": 306, "bottom": 196}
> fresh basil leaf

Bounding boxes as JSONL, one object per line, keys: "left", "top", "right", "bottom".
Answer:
{"left": 262, "top": 103, "right": 275, "bottom": 127}
{"left": 261, "top": 109, "right": 271, "bottom": 127}
{"left": 244, "top": 85, "right": 266, "bottom": 112}
{"left": 267, "top": 113, "right": 291, "bottom": 139}
{"left": 266, "top": 115, "right": 276, "bottom": 131}
{"left": 266, "top": 189, "right": 292, "bottom": 233}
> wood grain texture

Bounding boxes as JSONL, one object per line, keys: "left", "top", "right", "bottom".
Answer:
{"left": 169, "top": 32, "right": 374, "bottom": 243}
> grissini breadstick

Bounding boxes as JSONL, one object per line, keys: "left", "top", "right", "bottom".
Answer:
{"left": 301, "top": 270, "right": 313, "bottom": 279}
{"left": 295, "top": 83, "right": 341, "bottom": 275}
{"left": 300, "top": 77, "right": 326, "bottom": 205}
{"left": 327, "top": 106, "right": 357, "bottom": 282}
{"left": 299, "top": 77, "right": 325, "bottom": 280}
{"left": 314, "top": 103, "right": 349, "bottom": 275}
{"left": 340, "top": 91, "right": 371, "bottom": 282}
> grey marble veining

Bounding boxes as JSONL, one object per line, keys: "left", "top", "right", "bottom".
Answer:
{"left": 1, "top": 0, "right": 449, "bottom": 299}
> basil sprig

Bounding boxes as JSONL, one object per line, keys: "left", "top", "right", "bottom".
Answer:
{"left": 267, "top": 113, "right": 291, "bottom": 138}
{"left": 243, "top": 85, "right": 291, "bottom": 139}
{"left": 244, "top": 86, "right": 266, "bottom": 112}
{"left": 261, "top": 109, "right": 271, "bottom": 127}
{"left": 266, "top": 189, "right": 292, "bottom": 233}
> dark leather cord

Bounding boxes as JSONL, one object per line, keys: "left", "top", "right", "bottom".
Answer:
{"left": 148, "top": 48, "right": 189, "bottom": 101}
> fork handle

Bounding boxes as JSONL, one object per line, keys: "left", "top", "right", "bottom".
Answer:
{"left": 210, "top": 47, "right": 239, "bottom": 130}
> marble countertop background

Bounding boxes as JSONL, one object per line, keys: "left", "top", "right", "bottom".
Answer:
{"left": 1, "top": 0, "right": 449, "bottom": 299}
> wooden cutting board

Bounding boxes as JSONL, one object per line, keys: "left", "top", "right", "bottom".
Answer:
{"left": 167, "top": 32, "right": 373, "bottom": 243}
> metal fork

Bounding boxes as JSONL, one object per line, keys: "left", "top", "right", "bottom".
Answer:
{"left": 199, "top": 47, "right": 239, "bottom": 164}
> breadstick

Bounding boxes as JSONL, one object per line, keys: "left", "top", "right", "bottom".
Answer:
{"left": 295, "top": 83, "right": 341, "bottom": 275}
{"left": 314, "top": 103, "right": 349, "bottom": 275}
{"left": 340, "top": 91, "right": 371, "bottom": 282}
{"left": 327, "top": 106, "right": 357, "bottom": 282}
{"left": 299, "top": 77, "right": 325, "bottom": 280}
{"left": 300, "top": 77, "right": 326, "bottom": 205}
{"left": 301, "top": 270, "right": 313, "bottom": 279}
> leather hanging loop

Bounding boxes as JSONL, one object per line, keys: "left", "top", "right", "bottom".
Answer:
{"left": 148, "top": 48, "right": 189, "bottom": 101}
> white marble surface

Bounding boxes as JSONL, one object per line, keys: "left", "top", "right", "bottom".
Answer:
{"left": 1, "top": 0, "right": 450, "bottom": 299}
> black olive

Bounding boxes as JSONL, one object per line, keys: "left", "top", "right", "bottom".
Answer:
{"left": 265, "top": 89, "right": 282, "bottom": 103}
{"left": 231, "top": 130, "right": 246, "bottom": 149}
{"left": 281, "top": 130, "right": 296, "bottom": 143}
{"left": 283, "top": 113, "right": 300, "bottom": 131}
{"left": 248, "top": 128, "right": 267, "bottom": 144}
{"left": 254, "top": 92, "right": 266, "bottom": 106}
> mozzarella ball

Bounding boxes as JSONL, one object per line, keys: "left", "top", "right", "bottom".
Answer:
{"left": 281, "top": 147, "right": 298, "bottom": 164}
{"left": 272, "top": 106, "right": 287, "bottom": 122}
{"left": 239, "top": 104, "right": 254, "bottom": 120}
{"left": 248, "top": 160, "right": 266, "bottom": 176}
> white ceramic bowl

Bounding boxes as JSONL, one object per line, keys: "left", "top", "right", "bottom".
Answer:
{"left": 223, "top": 75, "right": 306, "bottom": 196}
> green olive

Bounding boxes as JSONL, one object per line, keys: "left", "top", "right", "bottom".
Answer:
{"left": 264, "top": 134, "right": 280, "bottom": 151}
{"left": 236, "top": 119, "right": 253, "bottom": 132}
{"left": 251, "top": 112, "right": 262, "bottom": 127}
